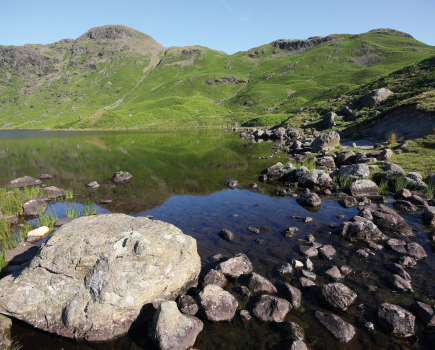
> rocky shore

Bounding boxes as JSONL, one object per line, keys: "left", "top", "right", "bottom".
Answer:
{"left": 0, "top": 129, "right": 434, "bottom": 350}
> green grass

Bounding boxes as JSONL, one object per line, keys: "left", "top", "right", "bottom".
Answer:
{"left": 82, "top": 203, "right": 98, "bottom": 216}
{"left": 1, "top": 27, "right": 434, "bottom": 130}
{"left": 393, "top": 175, "right": 410, "bottom": 192}
{"left": 66, "top": 203, "right": 79, "bottom": 218}
{"left": 37, "top": 208, "right": 57, "bottom": 230}
{"left": 378, "top": 180, "right": 389, "bottom": 195}
{"left": 424, "top": 182, "right": 435, "bottom": 198}
{"left": 335, "top": 175, "right": 354, "bottom": 188}
{"left": 0, "top": 186, "right": 41, "bottom": 215}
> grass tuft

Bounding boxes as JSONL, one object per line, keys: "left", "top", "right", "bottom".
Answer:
{"left": 394, "top": 175, "right": 410, "bottom": 192}
{"left": 424, "top": 182, "right": 435, "bottom": 198}
{"left": 335, "top": 175, "right": 354, "bottom": 188}
{"left": 378, "top": 180, "right": 389, "bottom": 195}
{"left": 37, "top": 208, "right": 58, "bottom": 230}
{"left": 387, "top": 132, "right": 397, "bottom": 145}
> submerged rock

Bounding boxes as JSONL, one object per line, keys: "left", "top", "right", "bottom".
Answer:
{"left": 149, "top": 301, "right": 203, "bottom": 350}
{"left": 296, "top": 189, "right": 321, "bottom": 207}
{"left": 284, "top": 321, "right": 304, "bottom": 340}
{"left": 319, "top": 283, "right": 357, "bottom": 310}
{"left": 0, "top": 214, "right": 201, "bottom": 341}
{"left": 335, "top": 220, "right": 385, "bottom": 240}
{"left": 253, "top": 295, "right": 291, "bottom": 322}
{"left": 177, "top": 295, "right": 198, "bottom": 316}
{"left": 247, "top": 273, "right": 277, "bottom": 294}
{"left": 315, "top": 311, "right": 355, "bottom": 343}
{"left": 282, "top": 284, "right": 301, "bottom": 308}
{"left": 378, "top": 303, "right": 415, "bottom": 337}
{"left": 218, "top": 229, "right": 235, "bottom": 242}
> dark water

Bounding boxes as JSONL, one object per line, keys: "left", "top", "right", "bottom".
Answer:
{"left": 1, "top": 129, "right": 434, "bottom": 350}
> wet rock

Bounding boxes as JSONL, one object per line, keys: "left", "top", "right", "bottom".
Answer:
{"left": 301, "top": 270, "right": 316, "bottom": 281}
{"left": 254, "top": 238, "right": 264, "bottom": 244}
{"left": 335, "top": 220, "right": 385, "bottom": 240}
{"left": 216, "top": 253, "right": 253, "bottom": 279}
{"left": 87, "top": 181, "right": 100, "bottom": 189}
{"left": 247, "top": 226, "right": 260, "bottom": 234}
{"left": 345, "top": 180, "right": 379, "bottom": 197}
{"left": 238, "top": 286, "right": 251, "bottom": 300}
{"left": 299, "top": 245, "right": 318, "bottom": 257}
{"left": 315, "top": 311, "right": 355, "bottom": 343}
{"left": 296, "top": 189, "right": 321, "bottom": 207}
{"left": 303, "top": 217, "right": 313, "bottom": 224}
{"left": 240, "top": 310, "right": 251, "bottom": 321}
{"left": 0, "top": 314, "right": 12, "bottom": 347}
{"left": 423, "top": 206, "right": 435, "bottom": 225}
{"left": 365, "top": 204, "right": 412, "bottom": 235}
{"left": 5, "top": 242, "right": 39, "bottom": 265}
{"left": 261, "top": 162, "right": 295, "bottom": 181}
{"left": 177, "top": 295, "right": 199, "bottom": 316}
{"left": 394, "top": 189, "right": 412, "bottom": 200}
{"left": 203, "top": 269, "right": 226, "bottom": 288}
{"left": 339, "top": 164, "right": 370, "bottom": 180}
{"left": 210, "top": 254, "right": 223, "bottom": 262}
{"left": 340, "top": 266, "right": 352, "bottom": 275}
{"left": 218, "top": 229, "right": 235, "bottom": 242}
{"left": 277, "top": 262, "right": 294, "bottom": 275}
{"left": 6, "top": 176, "right": 42, "bottom": 189}
{"left": 299, "top": 277, "right": 316, "bottom": 288}
{"left": 289, "top": 340, "right": 309, "bottom": 350}
{"left": 336, "top": 214, "right": 346, "bottom": 220}
{"left": 197, "top": 284, "right": 238, "bottom": 322}
{"left": 393, "top": 200, "right": 416, "bottom": 211}
{"left": 303, "top": 257, "right": 314, "bottom": 271}
{"left": 410, "top": 302, "right": 435, "bottom": 328}
{"left": 0, "top": 214, "right": 201, "bottom": 341}
{"left": 389, "top": 274, "right": 413, "bottom": 292}
{"left": 298, "top": 172, "right": 333, "bottom": 189}
{"left": 284, "top": 321, "right": 304, "bottom": 340}
{"left": 377, "top": 303, "right": 415, "bottom": 337}
{"left": 386, "top": 239, "right": 427, "bottom": 259}
{"left": 149, "top": 301, "right": 203, "bottom": 350}
{"left": 259, "top": 225, "right": 270, "bottom": 232}
{"left": 226, "top": 180, "right": 239, "bottom": 189}
{"left": 325, "top": 266, "right": 343, "bottom": 280}
{"left": 282, "top": 284, "right": 301, "bottom": 308}
{"left": 311, "top": 131, "right": 340, "bottom": 152}
{"left": 54, "top": 217, "right": 76, "bottom": 227}
{"left": 356, "top": 249, "right": 369, "bottom": 258}
{"left": 23, "top": 198, "right": 47, "bottom": 216}
{"left": 292, "top": 259, "right": 304, "bottom": 268}
{"left": 43, "top": 186, "right": 67, "bottom": 199}
{"left": 281, "top": 227, "right": 299, "bottom": 238}
{"left": 319, "top": 283, "right": 357, "bottom": 311}
{"left": 319, "top": 245, "right": 336, "bottom": 260}
{"left": 396, "top": 256, "right": 417, "bottom": 267}
{"left": 338, "top": 196, "right": 358, "bottom": 208}
{"left": 253, "top": 295, "right": 291, "bottom": 322}
{"left": 366, "top": 240, "right": 383, "bottom": 251}
{"left": 110, "top": 171, "right": 133, "bottom": 184}
{"left": 247, "top": 273, "right": 277, "bottom": 294}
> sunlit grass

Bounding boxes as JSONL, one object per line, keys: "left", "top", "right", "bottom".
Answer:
{"left": 82, "top": 202, "right": 98, "bottom": 216}
{"left": 394, "top": 175, "right": 410, "bottom": 192}
{"left": 37, "top": 208, "right": 57, "bottom": 230}
{"left": 378, "top": 180, "right": 389, "bottom": 195}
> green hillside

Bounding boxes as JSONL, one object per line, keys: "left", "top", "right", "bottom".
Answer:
{"left": 0, "top": 26, "right": 434, "bottom": 129}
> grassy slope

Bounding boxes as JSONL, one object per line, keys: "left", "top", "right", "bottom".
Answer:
{"left": 0, "top": 27, "right": 434, "bottom": 129}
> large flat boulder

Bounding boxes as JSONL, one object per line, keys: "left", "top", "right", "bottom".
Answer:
{"left": 5, "top": 176, "right": 42, "bottom": 189}
{"left": 311, "top": 132, "right": 340, "bottom": 152}
{"left": 0, "top": 214, "right": 201, "bottom": 341}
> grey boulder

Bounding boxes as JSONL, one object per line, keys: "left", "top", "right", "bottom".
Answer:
{"left": 319, "top": 283, "right": 357, "bottom": 310}
{"left": 315, "top": 311, "right": 355, "bottom": 343}
{"left": 345, "top": 180, "right": 379, "bottom": 197}
{"left": 311, "top": 131, "right": 340, "bottom": 152}
{"left": 378, "top": 303, "right": 415, "bottom": 337}
{"left": 149, "top": 301, "right": 203, "bottom": 350}
{"left": 253, "top": 295, "right": 291, "bottom": 322}
{"left": 6, "top": 176, "right": 42, "bottom": 188}
{"left": 0, "top": 214, "right": 201, "bottom": 341}
{"left": 196, "top": 284, "right": 238, "bottom": 322}
{"left": 216, "top": 253, "right": 253, "bottom": 279}
{"left": 247, "top": 273, "right": 277, "bottom": 294}
{"left": 339, "top": 164, "right": 370, "bottom": 180}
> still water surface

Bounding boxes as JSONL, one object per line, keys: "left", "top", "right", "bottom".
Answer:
{"left": 0, "top": 129, "right": 433, "bottom": 350}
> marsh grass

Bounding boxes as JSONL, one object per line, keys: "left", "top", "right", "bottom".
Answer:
{"left": 83, "top": 203, "right": 98, "bottom": 216}
{"left": 0, "top": 186, "right": 41, "bottom": 215}
{"left": 378, "top": 180, "right": 389, "bottom": 195}
{"left": 301, "top": 159, "right": 316, "bottom": 171}
{"left": 424, "top": 182, "right": 435, "bottom": 198}
{"left": 37, "top": 208, "right": 57, "bottom": 230}
{"left": 64, "top": 188, "right": 74, "bottom": 200}
{"left": 335, "top": 175, "right": 354, "bottom": 188}
{"left": 394, "top": 175, "right": 410, "bottom": 192}
{"left": 66, "top": 203, "right": 80, "bottom": 218}
{"left": 388, "top": 132, "right": 397, "bottom": 145}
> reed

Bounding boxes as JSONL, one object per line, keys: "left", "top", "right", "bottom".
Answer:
{"left": 37, "top": 208, "right": 58, "bottom": 230}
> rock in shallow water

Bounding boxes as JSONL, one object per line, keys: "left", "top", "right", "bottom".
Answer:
{"left": 149, "top": 301, "right": 203, "bottom": 350}
{"left": 216, "top": 253, "right": 253, "bottom": 279}
{"left": 253, "top": 295, "right": 290, "bottom": 322}
{"left": 315, "top": 311, "right": 355, "bottom": 343}
{"left": 197, "top": 284, "right": 238, "bottom": 322}
{"left": 247, "top": 273, "right": 277, "bottom": 294}
{"left": 0, "top": 214, "right": 201, "bottom": 341}
{"left": 319, "top": 283, "right": 357, "bottom": 310}
{"left": 377, "top": 303, "right": 415, "bottom": 337}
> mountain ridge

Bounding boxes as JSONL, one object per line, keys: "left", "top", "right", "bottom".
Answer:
{"left": 0, "top": 25, "right": 434, "bottom": 130}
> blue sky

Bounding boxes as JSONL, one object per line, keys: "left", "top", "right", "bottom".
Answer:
{"left": 0, "top": 0, "right": 434, "bottom": 54}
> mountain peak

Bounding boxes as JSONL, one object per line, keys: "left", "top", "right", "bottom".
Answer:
{"left": 79, "top": 25, "right": 150, "bottom": 41}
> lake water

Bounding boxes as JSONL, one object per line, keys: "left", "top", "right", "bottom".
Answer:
{"left": 0, "top": 129, "right": 433, "bottom": 350}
